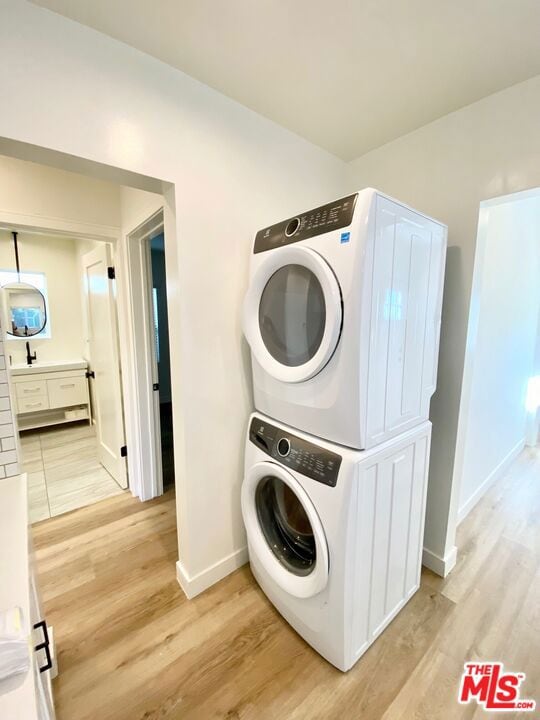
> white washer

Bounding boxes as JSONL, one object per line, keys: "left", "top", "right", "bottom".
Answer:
{"left": 243, "top": 188, "right": 447, "bottom": 449}
{"left": 242, "top": 412, "right": 432, "bottom": 672}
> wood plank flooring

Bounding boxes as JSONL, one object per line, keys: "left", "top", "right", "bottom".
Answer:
{"left": 21, "top": 423, "right": 124, "bottom": 522}
{"left": 32, "top": 446, "right": 539, "bottom": 719}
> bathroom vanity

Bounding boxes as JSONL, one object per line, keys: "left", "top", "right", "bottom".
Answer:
{"left": 10, "top": 361, "right": 91, "bottom": 431}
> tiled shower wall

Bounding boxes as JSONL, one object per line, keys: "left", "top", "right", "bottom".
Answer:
{"left": 0, "top": 332, "right": 19, "bottom": 478}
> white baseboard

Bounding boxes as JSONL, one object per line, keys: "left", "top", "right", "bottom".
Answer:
{"left": 457, "top": 437, "right": 525, "bottom": 524}
{"left": 422, "top": 545, "right": 457, "bottom": 577}
{"left": 176, "top": 546, "right": 249, "bottom": 599}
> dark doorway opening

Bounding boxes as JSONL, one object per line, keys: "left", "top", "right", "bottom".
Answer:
{"left": 150, "top": 234, "right": 175, "bottom": 489}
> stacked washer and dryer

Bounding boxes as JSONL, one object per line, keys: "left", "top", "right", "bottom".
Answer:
{"left": 241, "top": 189, "right": 447, "bottom": 671}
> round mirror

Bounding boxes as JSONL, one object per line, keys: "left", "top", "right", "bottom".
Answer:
{"left": 1, "top": 282, "right": 47, "bottom": 337}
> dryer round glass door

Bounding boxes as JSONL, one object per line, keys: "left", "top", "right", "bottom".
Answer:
{"left": 243, "top": 246, "right": 342, "bottom": 383}
{"left": 241, "top": 461, "right": 329, "bottom": 598}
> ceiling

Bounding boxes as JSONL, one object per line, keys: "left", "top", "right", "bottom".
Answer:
{"left": 29, "top": 0, "right": 540, "bottom": 160}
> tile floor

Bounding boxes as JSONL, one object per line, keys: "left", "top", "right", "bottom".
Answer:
{"left": 21, "top": 422, "right": 125, "bottom": 523}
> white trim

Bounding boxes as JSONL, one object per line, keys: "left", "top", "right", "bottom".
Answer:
{"left": 176, "top": 548, "right": 249, "bottom": 599}
{"left": 0, "top": 209, "right": 120, "bottom": 241}
{"left": 457, "top": 437, "right": 525, "bottom": 524}
{"left": 243, "top": 246, "right": 342, "bottom": 383}
{"left": 422, "top": 545, "right": 457, "bottom": 577}
{"left": 123, "top": 209, "right": 165, "bottom": 500}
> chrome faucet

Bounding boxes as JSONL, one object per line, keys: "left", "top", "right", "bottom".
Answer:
{"left": 26, "top": 341, "right": 37, "bottom": 366}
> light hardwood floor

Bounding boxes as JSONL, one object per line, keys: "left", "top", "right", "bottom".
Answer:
{"left": 32, "top": 446, "right": 539, "bottom": 720}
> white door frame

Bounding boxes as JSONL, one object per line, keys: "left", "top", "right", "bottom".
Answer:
{"left": 122, "top": 209, "right": 165, "bottom": 500}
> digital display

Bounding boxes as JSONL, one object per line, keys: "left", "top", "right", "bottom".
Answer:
{"left": 249, "top": 416, "right": 341, "bottom": 487}
{"left": 254, "top": 193, "right": 358, "bottom": 253}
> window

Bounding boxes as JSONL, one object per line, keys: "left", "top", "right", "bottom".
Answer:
{"left": 0, "top": 270, "right": 51, "bottom": 339}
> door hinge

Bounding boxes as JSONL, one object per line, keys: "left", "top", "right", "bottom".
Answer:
{"left": 86, "top": 370, "right": 95, "bottom": 379}
{"left": 120, "top": 445, "right": 127, "bottom": 458}
{"left": 153, "top": 383, "right": 160, "bottom": 391}
{"left": 107, "top": 266, "right": 116, "bottom": 280}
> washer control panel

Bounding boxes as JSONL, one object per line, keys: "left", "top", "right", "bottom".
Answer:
{"left": 254, "top": 193, "right": 358, "bottom": 254}
{"left": 249, "top": 416, "right": 341, "bottom": 487}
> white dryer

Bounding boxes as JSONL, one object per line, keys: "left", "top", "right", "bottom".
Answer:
{"left": 243, "top": 188, "right": 447, "bottom": 449}
{"left": 242, "top": 412, "right": 431, "bottom": 672}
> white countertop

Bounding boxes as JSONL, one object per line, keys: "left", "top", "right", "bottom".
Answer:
{"left": 0, "top": 474, "right": 39, "bottom": 719}
{"left": 10, "top": 360, "right": 88, "bottom": 376}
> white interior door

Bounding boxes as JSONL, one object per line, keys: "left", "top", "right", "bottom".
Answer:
{"left": 83, "top": 244, "right": 127, "bottom": 489}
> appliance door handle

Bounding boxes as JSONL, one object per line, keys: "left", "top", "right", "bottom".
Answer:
{"left": 33, "top": 620, "right": 53, "bottom": 673}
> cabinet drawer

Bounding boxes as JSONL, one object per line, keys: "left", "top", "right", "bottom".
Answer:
{"left": 47, "top": 376, "right": 87, "bottom": 408}
{"left": 18, "top": 396, "right": 49, "bottom": 413}
{"left": 15, "top": 380, "right": 48, "bottom": 398}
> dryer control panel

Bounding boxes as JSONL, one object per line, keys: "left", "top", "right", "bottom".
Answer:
{"left": 249, "top": 416, "right": 342, "bottom": 487}
{"left": 254, "top": 193, "right": 358, "bottom": 253}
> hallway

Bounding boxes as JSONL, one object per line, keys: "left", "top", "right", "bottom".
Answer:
{"left": 32, "top": 447, "right": 539, "bottom": 719}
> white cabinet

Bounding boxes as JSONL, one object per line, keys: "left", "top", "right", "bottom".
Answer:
{"left": 18, "top": 396, "right": 50, "bottom": 414}
{"left": 0, "top": 475, "right": 56, "bottom": 720}
{"left": 11, "top": 364, "right": 91, "bottom": 431}
{"left": 47, "top": 376, "right": 88, "bottom": 410}
{"left": 15, "top": 380, "right": 48, "bottom": 399}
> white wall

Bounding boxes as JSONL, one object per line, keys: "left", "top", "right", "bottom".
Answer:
{"left": 0, "top": 153, "right": 120, "bottom": 233}
{"left": 528, "top": 315, "right": 540, "bottom": 446}
{"left": 455, "top": 189, "right": 540, "bottom": 520}
{"left": 348, "top": 74, "right": 540, "bottom": 573}
{"left": 0, "top": 151, "right": 124, "bottom": 365}
{"left": 0, "top": 0, "right": 349, "bottom": 594}
{"left": 0, "top": 231, "right": 86, "bottom": 365}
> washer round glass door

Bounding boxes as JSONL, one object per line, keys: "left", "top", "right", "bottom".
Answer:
{"left": 243, "top": 247, "right": 342, "bottom": 383}
{"left": 241, "top": 462, "right": 329, "bottom": 598}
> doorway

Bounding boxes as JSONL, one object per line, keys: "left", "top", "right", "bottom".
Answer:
{"left": 122, "top": 209, "right": 174, "bottom": 497}
{"left": 453, "top": 187, "right": 540, "bottom": 523}
{"left": 149, "top": 233, "right": 174, "bottom": 488}
{"left": 0, "top": 229, "right": 128, "bottom": 521}
{"left": 0, "top": 146, "right": 179, "bottom": 529}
